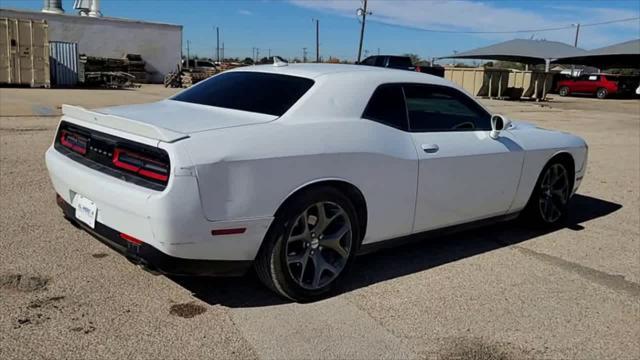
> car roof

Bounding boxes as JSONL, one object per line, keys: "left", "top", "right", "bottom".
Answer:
{"left": 226, "top": 63, "right": 452, "bottom": 89}
{"left": 226, "top": 63, "right": 442, "bottom": 81}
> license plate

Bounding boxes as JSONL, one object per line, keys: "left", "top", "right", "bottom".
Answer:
{"left": 72, "top": 194, "right": 97, "bottom": 229}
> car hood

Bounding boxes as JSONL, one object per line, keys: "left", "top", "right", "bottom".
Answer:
{"left": 96, "top": 100, "right": 278, "bottom": 135}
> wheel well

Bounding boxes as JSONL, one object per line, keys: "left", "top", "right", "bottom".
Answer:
{"left": 275, "top": 180, "right": 368, "bottom": 242}
{"left": 549, "top": 152, "right": 575, "bottom": 189}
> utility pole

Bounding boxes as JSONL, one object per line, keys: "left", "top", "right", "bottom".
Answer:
{"left": 314, "top": 19, "right": 320, "bottom": 62}
{"left": 256, "top": 48, "right": 260, "bottom": 62}
{"left": 216, "top": 26, "right": 220, "bottom": 63}
{"left": 221, "top": 42, "right": 224, "bottom": 62}
{"left": 377, "top": 47, "right": 380, "bottom": 56}
{"left": 356, "top": 0, "right": 371, "bottom": 63}
{"left": 252, "top": 47, "right": 256, "bottom": 63}
{"left": 186, "top": 40, "right": 190, "bottom": 65}
{"left": 303, "top": 47, "right": 308, "bottom": 63}
{"left": 570, "top": 23, "right": 580, "bottom": 76}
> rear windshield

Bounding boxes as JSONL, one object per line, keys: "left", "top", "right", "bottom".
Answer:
{"left": 171, "top": 71, "right": 315, "bottom": 116}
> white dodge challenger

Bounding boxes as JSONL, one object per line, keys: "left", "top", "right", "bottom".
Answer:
{"left": 46, "top": 63, "right": 588, "bottom": 301}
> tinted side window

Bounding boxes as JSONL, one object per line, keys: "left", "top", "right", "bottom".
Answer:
{"left": 361, "top": 57, "right": 376, "bottom": 66}
{"left": 387, "top": 57, "right": 412, "bottom": 69}
{"left": 172, "top": 72, "right": 314, "bottom": 116}
{"left": 362, "top": 85, "right": 407, "bottom": 130}
{"left": 403, "top": 85, "right": 491, "bottom": 132}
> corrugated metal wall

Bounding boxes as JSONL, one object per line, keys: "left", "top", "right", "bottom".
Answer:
{"left": 49, "top": 41, "right": 78, "bottom": 86}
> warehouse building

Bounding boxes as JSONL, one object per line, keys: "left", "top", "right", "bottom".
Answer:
{"left": 0, "top": 3, "right": 182, "bottom": 83}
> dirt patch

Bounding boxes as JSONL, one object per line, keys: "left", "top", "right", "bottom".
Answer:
{"left": 169, "top": 302, "right": 207, "bottom": 319}
{"left": 439, "top": 338, "right": 523, "bottom": 360}
{"left": 0, "top": 274, "right": 49, "bottom": 293}
{"left": 91, "top": 253, "right": 109, "bottom": 259}
{"left": 27, "top": 296, "right": 65, "bottom": 309}
{"left": 14, "top": 296, "right": 67, "bottom": 329}
{"left": 70, "top": 325, "right": 96, "bottom": 334}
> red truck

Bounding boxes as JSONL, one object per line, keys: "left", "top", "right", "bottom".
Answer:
{"left": 557, "top": 74, "right": 639, "bottom": 99}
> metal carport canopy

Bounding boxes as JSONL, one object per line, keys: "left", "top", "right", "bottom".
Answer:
{"left": 439, "top": 39, "right": 590, "bottom": 66}
{"left": 553, "top": 39, "right": 640, "bottom": 68}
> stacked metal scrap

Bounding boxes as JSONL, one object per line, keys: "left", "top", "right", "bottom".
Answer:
{"left": 123, "top": 54, "right": 147, "bottom": 83}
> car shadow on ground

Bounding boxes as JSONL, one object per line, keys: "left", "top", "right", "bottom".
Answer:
{"left": 172, "top": 194, "right": 621, "bottom": 307}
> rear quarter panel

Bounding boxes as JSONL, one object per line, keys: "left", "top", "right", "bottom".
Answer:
{"left": 185, "top": 118, "right": 420, "bottom": 245}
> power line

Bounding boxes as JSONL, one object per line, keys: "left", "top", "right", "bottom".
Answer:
{"left": 367, "top": 16, "right": 640, "bottom": 34}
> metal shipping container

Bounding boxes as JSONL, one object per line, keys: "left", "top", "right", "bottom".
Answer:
{"left": 50, "top": 41, "right": 78, "bottom": 86}
{"left": 508, "top": 70, "right": 554, "bottom": 99}
{"left": 444, "top": 67, "right": 510, "bottom": 98}
{"left": 0, "top": 17, "right": 50, "bottom": 87}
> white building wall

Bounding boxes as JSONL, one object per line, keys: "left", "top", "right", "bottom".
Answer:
{"left": 0, "top": 9, "right": 182, "bottom": 83}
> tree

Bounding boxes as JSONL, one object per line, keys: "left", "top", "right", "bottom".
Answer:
{"left": 242, "top": 57, "right": 254, "bottom": 65}
{"left": 487, "top": 61, "right": 525, "bottom": 70}
{"left": 258, "top": 57, "right": 270, "bottom": 64}
{"left": 402, "top": 53, "right": 422, "bottom": 65}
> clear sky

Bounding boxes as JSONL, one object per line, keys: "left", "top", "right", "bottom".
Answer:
{"left": 3, "top": 0, "right": 639, "bottom": 61}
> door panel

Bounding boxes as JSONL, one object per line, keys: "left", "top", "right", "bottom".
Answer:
{"left": 411, "top": 130, "right": 524, "bottom": 232}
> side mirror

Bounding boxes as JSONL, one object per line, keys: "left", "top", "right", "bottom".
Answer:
{"left": 490, "top": 114, "right": 511, "bottom": 139}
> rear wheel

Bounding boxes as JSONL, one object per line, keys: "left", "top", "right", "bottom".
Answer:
{"left": 558, "top": 86, "right": 570, "bottom": 96}
{"left": 522, "top": 161, "right": 572, "bottom": 226}
{"left": 255, "top": 186, "right": 359, "bottom": 301}
{"left": 596, "top": 88, "right": 608, "bottom": 99}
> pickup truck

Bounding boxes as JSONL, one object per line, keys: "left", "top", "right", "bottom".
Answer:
{"left": 359, "top": 55, "right": 445, "bottom": 77}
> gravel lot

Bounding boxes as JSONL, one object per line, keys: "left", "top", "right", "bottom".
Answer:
{"left": 1, "top": 85, "right": 638, "bottom": 359}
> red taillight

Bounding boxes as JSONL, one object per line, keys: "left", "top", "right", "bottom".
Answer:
{"left": 120, "top": 233, "right": 144, "bottom": 245}
{"left": 60, "top": 130, "right": 88, "bottom": 155}
{"left": 415, "top": 66, "right": 421, "bottom": 72}
{"left": 112, "top": 148, "right": 169, "bottom": 182}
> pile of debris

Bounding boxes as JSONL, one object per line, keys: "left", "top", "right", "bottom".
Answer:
{"left": 79, "top": 54, "right": 147, "bottom": 88}
{"left": 164, "top": 59, "right": 219, "bottom": 88}
{"left": 124, "top": 54, "right": 147, "bottom": 83}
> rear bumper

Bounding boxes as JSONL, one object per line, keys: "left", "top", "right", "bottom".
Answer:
{"left": 57, "top": 195, "right": 252, "bottom": 276}
{"left": 46, "top": 146, "right": 273, "bottom": 262}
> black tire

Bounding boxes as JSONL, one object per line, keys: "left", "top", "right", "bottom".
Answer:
{"left": 558, "top": 86, "right": 570, "bottom": 97}
{"left": 254, "top": 186, "right": 360, "bottom": 302}
{"left": 596, "top": 88, "right": 608, "bottom": 99}
{"left": 521, "top": 160, "right": 572, "bottom": 227}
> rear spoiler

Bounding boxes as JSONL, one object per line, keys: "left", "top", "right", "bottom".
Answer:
{"left": 61, "top": 104, "right": 188, "bottom": 143}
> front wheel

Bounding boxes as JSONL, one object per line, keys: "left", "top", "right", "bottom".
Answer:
{"left": 522, "top": 161, "right": 572, "bottom": 226}
{"left": 255, "top": 187, "right": 359, "bottom": 301}
{"left": 596, "top": 88, "right": 608, "bottom": 99}
{"left": 558, "top": 86, "right": 570, "bottom": 96}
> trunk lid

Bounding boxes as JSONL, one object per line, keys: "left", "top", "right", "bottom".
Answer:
{"left": 63, "top": 100, "right": 278, "bottom": 143}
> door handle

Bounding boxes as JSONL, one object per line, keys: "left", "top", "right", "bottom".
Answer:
{"left": 421, "top": 144, "right": 439, "bottom": 153}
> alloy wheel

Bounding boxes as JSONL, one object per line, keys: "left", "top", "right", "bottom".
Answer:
{"left": 285, "top": 201, "right": 352, "bottom": 290}
{"left": 538, "top": 164, "right": 570, "bottom": 223}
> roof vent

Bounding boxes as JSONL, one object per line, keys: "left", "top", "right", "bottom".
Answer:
{"left": 42, "top": 0, "right": 64, "bottom": 14}
{"left": 273, "top": 56, "right": 288, "bottom": 67}
{"left": 74, "top": 0, "right": 102, "bottom": 17}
